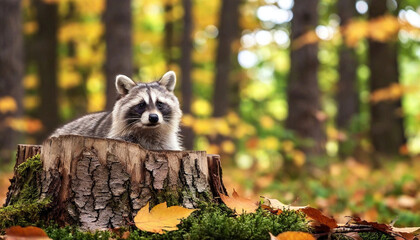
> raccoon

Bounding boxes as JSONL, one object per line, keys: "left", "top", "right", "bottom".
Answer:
{"left": 50, "top": 71, "right": 183, "bottom": 150}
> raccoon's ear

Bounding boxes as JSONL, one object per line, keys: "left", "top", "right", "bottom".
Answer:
{"left": 158, "top": 71, "right": 176, "bottom": 92}
{"left": 115, "top": 75, "right": 136, "bottom": 95}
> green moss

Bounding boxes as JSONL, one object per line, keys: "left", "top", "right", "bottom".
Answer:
{"left": 17, "top": 154, "right": 42, "bottom": 176}
{"left": 359, "top": 232, "right": 393, "bottom": 240}
{"left": 0, "top": 198, "right": 51, "bottom": 230}
{"left": 45, "top": 226, "right": 114, "bottom": 240}
{"left": 0, "top": 154, "right": 50, "bottom": 230}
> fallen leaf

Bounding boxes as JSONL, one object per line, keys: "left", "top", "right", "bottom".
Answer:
{"left": 301, "top": 207, "right": 338, "bottom": 229}
{"left": 350, "top": 217, "right": 391, "bottom": 233}
{"left": 392, "top": 227, "right": 420, "bottom": 233}
{"left": 5, "top": 226, "right": 51, "bottom": 240}
{"left": 220, "top": 189, "right": 258, "bottom": 214}
{"left": 262, "top": 197, "right": 307, "bottom": 211}
{"left": 270, "top": 231, "right": 316, "bottom": 240}
{"left": 134, "top": 202, "right": 198, "bottom": 234}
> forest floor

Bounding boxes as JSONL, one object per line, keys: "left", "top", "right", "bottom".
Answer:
{"left": 223, "top": 156, "right": 420, "bottom": 227}
{"left": 0, "top": 155, "right": 419, "bottom": 228}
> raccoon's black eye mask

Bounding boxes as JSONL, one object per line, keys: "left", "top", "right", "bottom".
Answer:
{"left": 134, "top": 101, "right": 146, "bottom": 114}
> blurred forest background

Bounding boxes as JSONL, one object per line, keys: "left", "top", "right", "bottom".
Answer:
{"left": 0, "top": 0, "right": 420, "bottom": 226}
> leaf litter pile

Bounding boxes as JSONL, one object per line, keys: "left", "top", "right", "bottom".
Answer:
{"left": 2, "top": 190, "right": 418, "bottom": 240}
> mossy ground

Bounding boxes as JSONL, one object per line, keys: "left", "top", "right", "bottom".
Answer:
{"left": 43, "top": 202, "right": 392, "bottom": 240}
{"left": 0, "top": 154, "right": 51, "bottom": 230}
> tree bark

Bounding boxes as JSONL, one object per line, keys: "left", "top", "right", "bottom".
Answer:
{"left": 368, "top": 0, "right": 406, "bottom": 155}
{"left": 337, "top": 0, "right": 358, "bottom": 130}
{"left": 180, "top": 0, "right": 194, "bottom": 150}
{"left": 164, "top": 0, "right": 175, "bottom": 69}
{"left": 286, "top": 0, "right": 325, "bottom": 156}
{"left": 212, "top": 0, "right": 240, "bottom": 118}
{"left": 210, "top": 0, "right": 241, "bottom": 156}
{"left": 34, "top": 0, "right": 60, "bottom": 142}
{"left": 6, "top": 135, "right": 227, "bottom": 230}
{"left": 104, "top": 0, "right": 133, "bottom": 110}
{"left": 0, "top": 0, "right": 24, "bottom": 163}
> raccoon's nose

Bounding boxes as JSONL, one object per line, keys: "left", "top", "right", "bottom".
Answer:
{"left": 149, "top": 114, "right": 159, "bottom": 123}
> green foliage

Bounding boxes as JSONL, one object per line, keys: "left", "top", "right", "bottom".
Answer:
{"left": 0, "top": 154, "right": 50, "bottom": 230}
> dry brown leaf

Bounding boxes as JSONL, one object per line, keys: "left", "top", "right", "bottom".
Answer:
{"left": 270, "top": 231, "right": 316, "bottom": 240}
{"left": 5, "top": 226, "right": 51, "bottom": 240}
{"left": 134, "top": 202, "right": 198, "bottom": 234}
{"left": 263, "top": 197, "right": 307, "bottom": 211}
{"left": 220, "top": 189, "right": 258, "bottom": 214}
{"left": 350, "top": 217, "right": 391, "bottom": 233}
{"left": 301, "top": 207, "right": 338, "bottom": 229}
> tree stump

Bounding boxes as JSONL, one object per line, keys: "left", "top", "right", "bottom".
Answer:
{"left": 5, "top": 135, "right": 227, "bottom": 230}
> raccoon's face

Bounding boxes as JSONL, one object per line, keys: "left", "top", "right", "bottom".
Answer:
{"left": 111, "top": 71, "right": 182, "bottom": 135}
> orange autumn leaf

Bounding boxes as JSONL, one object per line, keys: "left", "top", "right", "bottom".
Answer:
{"left": 301, "top": 207, "right": 338, "bottom": 229}
{"left": 5, "top": 226, "right": 51, "bottom": 240}
{"left": 370, "top": 83, "right": 410, "bottom": 103}
{"left": 220, "top": 189, "right": 258, "bottom": 214}
{"left": 270, "top": 231, "right": 316, "bottom": 240}
{"left": 342, "top": 20, "right": 369, "bottom": 47}
{"left": 134, "top": 202, "right": 197, "bottom": 234}
{"left": 292, "top": 31, "right": 320, "bottom": 50}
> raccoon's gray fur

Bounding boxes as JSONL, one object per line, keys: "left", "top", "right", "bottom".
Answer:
{"left": 50, "top": 71, "right": 183, "bottom": 150}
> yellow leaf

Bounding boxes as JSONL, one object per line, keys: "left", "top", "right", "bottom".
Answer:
{"left": 220, "top": 189, "right": 258, "bottom": 214}
{"left": 260, "top": 115, "right": 275, "bottom": 129}
{"left": 292, "top": 150, "right": 306, "bottom": 167}
{"left": 192, "top": 99, "right": 212, "bottom": 116}
{"left": 270, "top": 231, "right": 316, "bottom": 240}
{"left": 263, "top": 137, "right": 279, "bottom": 151}
{"left": 24, "top": 74, "right": 38, "bottom": 89}
{"left": 24, "top": 21, "right": 38, "bottom": 35}
{"left": 0, "top": 96, "right": 17, "bottom": 113}
{"left": 134, "top": 202, "right": 198, "bottom": 234}
{"left": 221, "top": 140, "right": 235, "bottom": 154}
{"left": 181, "top": 114, "right": 195, "bottom": 127}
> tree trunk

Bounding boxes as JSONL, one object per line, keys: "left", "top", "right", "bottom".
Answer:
{"left": 34, "top": 0, "right": 60, "bottom": 142}
{"left": 337, "top": 0, "right": 359, "bottom": 157}
{"left": 337, "top": 0, "right": 358, "bottom": 130}
{"left": 210, "top": 0, "right": 241, "bottom": 156}
{"left": 0, "top": 0, "right": 24, "bottom": 163}
{"left": 368, "top": 0, "right": 406, "bottom": 155}
{"left": 6, "top": 135, "right": 227, "bottom": 230}
{"left": 164, "top": 0, "right": 175, "bottom": 69}
{"left": 65, "top": 1, "right": 88, "bottom": 118}
{"left": 180, "top": 0, "right": 194, "bottom": 150}
{"left": 104, "top": 0, "right": 133, "bottom": 111}
{"left": 212, "top": 0, "right": 240, "bottom": 118}
{"left": 286, "top": 0, "right": 325, "bottom": 156}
